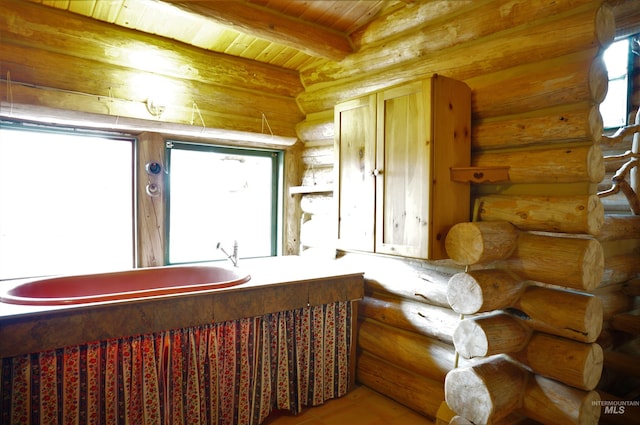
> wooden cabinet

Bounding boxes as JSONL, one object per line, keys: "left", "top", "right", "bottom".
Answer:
{"left": 334, "top": 75, "right": 471, "bottom": 259}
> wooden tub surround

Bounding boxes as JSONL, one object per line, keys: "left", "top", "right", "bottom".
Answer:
{"left": 0, "top": 256, "right": 364, "bottom": 425}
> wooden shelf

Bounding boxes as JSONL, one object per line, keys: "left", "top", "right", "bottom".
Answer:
{"left": 289, "top": 184, "right": 333, "bottom": 195}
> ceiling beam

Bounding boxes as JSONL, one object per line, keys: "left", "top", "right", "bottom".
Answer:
{"left": 162, "top": 0, "right": 354, "bottom": 61}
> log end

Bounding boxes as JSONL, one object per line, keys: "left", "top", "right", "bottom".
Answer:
{"left": 447, "top": 272, "right": 484, "bottom": 314}
{"left": 445, "top": 367, "right": 495, "bottom": 425}
{"left": 445, "top": 223, "right": 485, "bottom": 265}
{"left": 583, "top": 343, "right": 604, "bottom": 391}
{"left": 596, "top": 3, "right": 616, "bottom": 48}
{"left": 445, "top": 357, "right": 527, "bottom": 424}
{"left": 586, "top": 195, "right": 605, "bottom": 236}
{"left": 445, "top": 222, "right": 518, "bottom": 265}
{"left": 453, "top": 319, "right": 489, "bottom": 358}
{"left": 582, "top": 239, "right": 605, "bottom": 292}
{"left": 587, "top": 144, "right": 606, "bottom": 184}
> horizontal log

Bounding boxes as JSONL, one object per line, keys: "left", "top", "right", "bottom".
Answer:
{"left": 596, "top": 215, "right": 640, "bottom": 242}
{"left": 603, "top": 349, "right": 640, "bottom": 379}
{"left": 454, "top": 313, "right": 603, "bottom": 390}
{"left": 358, "top": 319, "right": 461, "bottom": 382}
{"left": 600, "top": 253, "right": 640, "bottom": 287}
{"left": 295, "top": 110, "right": 334, "bottom": 143}
{"left": 0, "top": 0, "right": 302, "bottom": 98}
{"left": 445, "top": 222, "right": 519, "bottom": 265}
{"left": 514, "top": 286, "right": 603, "bottom": 343}
{"left": 299, "top": 2, "right": 613, "bottom": 105}
{"left": 469, "top": 49, "right": 607, "bottom": 119}
{"left": 447, "top": 269, "right": 525, "bottom": 314}
{"left": 622, "top": 278, "right": 640, "bottom": 297}
{"left": 521, "top": 374, "right": 601, "bottom": 425}
{"left": 453, "top": 313, "right": 531, "bottom": 358}
{"left": 299, "top": 194, "right": 333, "bottom": 216}
{"left": 472, "top": 144, "right": 605, "bottom": 184}
{"left": 3, "top": 68, "right": 300, "bottom": 137}
{"left": 472, "top": 102, "right": 602, "bottom": 150}
{"left": 593, "top": 283, "right": 636, "bottom": 320}
{"left": 445, "top": 356, "right": 528, "bottom": 424}
{"left": 2, "top": 102, "right": 297, "bottom": 150}
{"left": 446, "top": 222, "right": 604, "bottom": 291}
{"left": 357, "top": 350, "right": 444, "bottom": 419}
{"left": 164, "top": 0, "right": 352, "bottom": 61}
{"left": 503, "top": 232, "right": 604, "bottom": 291}
{"left": 336, "top": 253, "right": 452, "bottom": 307}
{"left": 476, "top": 194, "right": 604, "bottom": 235}
{"left": 301, "top": 167, "right": 333, "bottom": 187}
{"left": 301, "top": 145, "right": 335, "bottom": 167}
{"left": 352, "top": 0, "right": 475, "bottom": 49}
{"left": 610, "top": 309, "right": 640, "bottom": 335}
{"left": 359, "top": 292, "right": 459, "bottom": 343}
{"left": 510, "top": 333, "right": 603, "bottom": 391}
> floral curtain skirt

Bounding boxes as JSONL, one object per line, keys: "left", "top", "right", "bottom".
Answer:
{"left": 1, "top": 301, "right": 353, "bottom": 425}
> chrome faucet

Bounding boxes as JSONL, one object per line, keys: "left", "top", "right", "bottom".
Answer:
{"left": 217, "top": 241, "right": 239, "bottom": 267}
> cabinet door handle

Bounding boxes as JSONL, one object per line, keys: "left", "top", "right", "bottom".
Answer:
{"left": 371, "top": 169, "right": 383, "bottom": 176}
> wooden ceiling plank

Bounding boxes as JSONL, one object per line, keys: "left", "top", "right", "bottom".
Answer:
{"left": 162, "top": 0, "right": 353, "bottom": 60}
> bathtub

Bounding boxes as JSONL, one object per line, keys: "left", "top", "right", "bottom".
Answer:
{"left": 0, "top": 265, "right": 251, "bottom": 306}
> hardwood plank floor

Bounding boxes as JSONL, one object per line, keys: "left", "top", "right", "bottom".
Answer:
{"left": 263, "top": 385, "right": 435, "bottom": 425}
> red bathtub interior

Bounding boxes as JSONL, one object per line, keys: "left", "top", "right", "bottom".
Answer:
{"left": 0, "top": 265, "right": 251, "bottom": 306}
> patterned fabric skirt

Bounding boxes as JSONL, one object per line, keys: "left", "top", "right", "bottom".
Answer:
{"left": 1, "top": 301, "right": 352, "bottom": 425}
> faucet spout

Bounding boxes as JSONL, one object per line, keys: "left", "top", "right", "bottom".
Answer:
{"left": 217, "top": 241, "right": 239, "bottom": 267}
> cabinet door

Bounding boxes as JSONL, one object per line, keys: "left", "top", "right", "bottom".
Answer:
{"left": 375, "top": 80, "right": 432, "bottom": 258}
{"left": 335, "top": 95, "right": 377, "bottom": 252}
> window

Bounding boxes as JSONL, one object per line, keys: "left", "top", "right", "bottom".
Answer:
{"left": 600, "top": 36, "right": 636, "bottom": 129}
{"left": 0, "top": 124, "right": 134, "bottom": 280}
{"left": 166, "top": 141, "right": 282, "bottom": 264}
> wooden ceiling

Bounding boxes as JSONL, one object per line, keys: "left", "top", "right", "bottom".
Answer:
{"left": 28, "top": 0, "right": 410, "bottom": 70}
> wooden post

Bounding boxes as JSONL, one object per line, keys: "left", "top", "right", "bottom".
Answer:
{"left": 445, "top": 356, "right": 528, "bottom": 425}
{"left": 514, "top": 286, "right": 603, "bottom": 343}
{"left": 453, "top": 313, "right": 531, "bottom": 358}
{"left": 521, "top": 374, "right": 601, "bottom": 425}
{"left": 445, "top": 221, "right": 519, "bottom": 265}
{"left": 447, "top": 269, "right": 524, "bottom": 314}
{"left": 137, "top": 132, "right": 166, "bottom": 267}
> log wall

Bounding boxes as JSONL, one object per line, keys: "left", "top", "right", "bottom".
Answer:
{"left": 0, "top": 0, "right": 305, "bottom": 258}
{"left": 295, "top": 0, "right": 640, "bottom": 423}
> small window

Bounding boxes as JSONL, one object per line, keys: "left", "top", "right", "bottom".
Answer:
{"left": 0, "top": 124, "right": 135, "bottom": 280}
{"left": 165, "top": 141, "right": 282, "bottom": 264}
{"left": 600, "top": 37, "right": 633, "bottom": 129}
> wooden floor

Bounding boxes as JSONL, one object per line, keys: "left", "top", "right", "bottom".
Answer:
{"left": 263, "top": 385, "right": 435, "bottom": 425}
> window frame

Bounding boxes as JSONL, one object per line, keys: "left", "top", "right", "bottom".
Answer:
{"left": 163, "top": 140, "right": 284, "bottom": 265}
{"left": 601, "top": 34, "right": 638, "bottom": 129}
